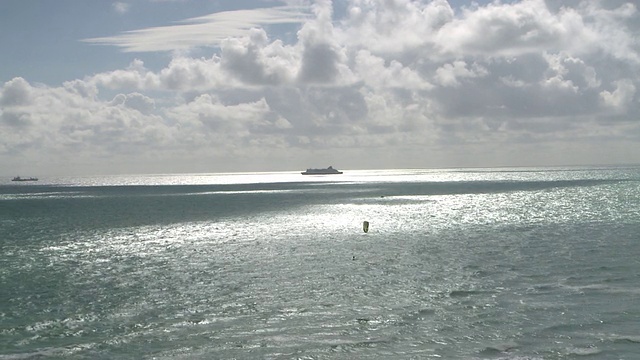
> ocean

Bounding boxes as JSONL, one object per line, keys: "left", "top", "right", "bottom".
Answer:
{"left": 1, "top": 167, "right": 639, "bottom": 359}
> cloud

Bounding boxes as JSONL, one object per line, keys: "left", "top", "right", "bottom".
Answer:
{"left": 83, "top": 6, "right": 313, "bottom": 52}
{"left": 296, "top": 0, "right": 348, "bottom": 84}
{"left": 354, "top": 50, "right": 432, "bottom": 90}
{"left": 220, "top": 29, "right": 298, "bottom": 85}
{"left": 435, "top": 60, "right": 488, "bottom": 87}
{"left": 3, "top": 0, "right": 640, "bottom": 174}
{"left": 600, "top": 79, "right": 636, "bottom": 111}
{"left": 338, "top": 0, "right": 455, "bottom": 55}
{"left": 110, "top": 92, "right": 156, "bottom": 114}
{"left": 542, "top": 52, "right": 600, "bottom": 90}
{"left": 166, "top": 93, "right": 271, "bottom": 135}
{"left": 113, "top": 2, "right": 131, "bottom": 14}
{"left": 435, "top": 0, "right": 585, "bottom": 57}
{"left": 578, "top": 1, "right": 639, "bottom": 63}
{"left": 0, "top": 77, "right": 33, "bottom": 106}
{"left": 0, "top": 77, "right": 175, "bottom": 170}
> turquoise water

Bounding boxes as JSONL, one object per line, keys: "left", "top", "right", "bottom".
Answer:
{"left": 1, "top": 167, "right": 640, "bottom": 359}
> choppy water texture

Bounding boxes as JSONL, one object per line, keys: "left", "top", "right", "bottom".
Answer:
{"left": 1, "top": 167, "right": 640, "bottom": 359}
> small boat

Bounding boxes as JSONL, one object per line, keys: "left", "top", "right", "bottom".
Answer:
{"left": 301, "top": 166, "right": 343, "bottom": 175}
{"left": 12, "top": 176, "right": 38, "bottom": 182}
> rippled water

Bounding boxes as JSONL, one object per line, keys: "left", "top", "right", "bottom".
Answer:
{"left": 1, "top": 167, "right": 640, "bottom": 359}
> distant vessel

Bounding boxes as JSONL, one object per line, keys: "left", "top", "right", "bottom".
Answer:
{"left": 301, "top": 166, "right": 343, "bottom": 175}
{"left": 12, "top": 176, "right": 38, "bottom": 182}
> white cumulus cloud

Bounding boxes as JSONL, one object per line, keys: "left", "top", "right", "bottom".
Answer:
{"left": 3, "top": 0, "right": 640, "bottom": 174}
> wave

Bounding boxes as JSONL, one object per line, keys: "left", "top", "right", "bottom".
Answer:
{"left": 449, "top": 289, "right": 494, "bottom": 298}
{"left": 0, "top": 344, "right": 95, "bottom": 359}
{"left": 477, "top": 340, "right": 519, "bottom": 355}
{"left": 565, "top": 346, "right": 602, "bottom": 356}
{"left": 606, "top": 334, "right": 640, "bottom": 344}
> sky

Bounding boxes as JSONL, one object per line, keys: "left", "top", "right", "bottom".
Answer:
{"left": 1, "top": 0, "right": 639, "bottom": 176}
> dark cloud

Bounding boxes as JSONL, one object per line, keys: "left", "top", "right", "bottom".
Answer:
{"left": 297, "top": 42, "right": 340, "bottom": 83}
{"left": 222, "top": 44, "right": 272, "bottom": 84}
{"left": 1, "top": 110, "right": 31, "bottom": 128}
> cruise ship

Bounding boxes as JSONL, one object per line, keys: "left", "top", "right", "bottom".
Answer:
{"left": 12, "top": 176, "right": 38, "bottom": 182}
{"left": 301, "top": 166, "right": 343, "bottom": 175}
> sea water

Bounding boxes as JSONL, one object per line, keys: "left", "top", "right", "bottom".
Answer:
{"left": 1, "top": 167, "right": 639, "bottom": 359}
